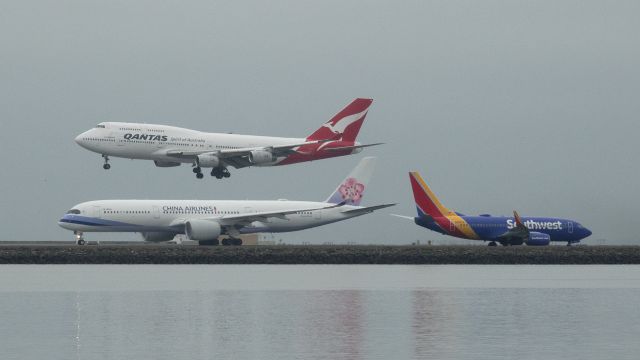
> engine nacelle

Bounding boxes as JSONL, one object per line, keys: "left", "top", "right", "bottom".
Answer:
{"left": 141, "top": 232, "right": 176, "bottom": 242}
{"left": 154, "top": 160, "right": 181, "bottom": 167}
{"left": 249, "top": 150, "right": 276, "bottom": 164}
{"left": 185, "top": 220, "right": 222, "bottom": 241}
{"left": 526, "top": 232, "right": 551, "bottom": 246}
{"left": 197, "top": 153, "right": 220, "bottom": 168}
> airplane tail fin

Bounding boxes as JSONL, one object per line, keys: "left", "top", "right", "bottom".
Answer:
{"left": 409, "top": 171, "right": 455, "bottom": 218}
{"left": 307, "top": 98, "right": 373, "bottom": 142}
{"left": 325, "top": 157, "right": 376, "bottom": 206}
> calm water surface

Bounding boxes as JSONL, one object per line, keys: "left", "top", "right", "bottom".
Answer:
{"left": 0, "top": 265, "right": 639, "bottom": 360}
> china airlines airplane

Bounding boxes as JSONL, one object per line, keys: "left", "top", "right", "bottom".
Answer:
{"left": 58, "top": 157, "right": 394, "bottom": 245}
{"left": 75, "top": 98, "right": 380, "bottom": 179}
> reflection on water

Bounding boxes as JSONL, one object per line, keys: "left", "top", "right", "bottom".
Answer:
{"left": 1, "top": 265, "right": 639, "bottom": 360}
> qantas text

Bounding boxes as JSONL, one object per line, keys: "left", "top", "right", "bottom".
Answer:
{"left": 124, "top": 133, "right": 168, "bottom": 141}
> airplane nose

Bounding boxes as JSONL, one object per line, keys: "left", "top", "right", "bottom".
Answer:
{"left": 58, "top": 219, "right": 71, "bottom": 230}
{"left": 75, "top": 133, "right": 84, "bottom": 145}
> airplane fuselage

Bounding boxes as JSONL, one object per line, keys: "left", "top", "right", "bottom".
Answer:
{"left": 415, "top": 214, "right": 591, "bottom": 244}
{"left": 59, "top": 199, "right": 365, "bottom": 238}
{"left": 75, "top": 122, "right": 360, "bottom": 167}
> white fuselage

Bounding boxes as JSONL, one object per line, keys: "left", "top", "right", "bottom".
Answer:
{"left": 75, "top": 122, "right": 305, "bottom": 166}
{"left": 59, "top": 199, "right": 364, "bottom": 237}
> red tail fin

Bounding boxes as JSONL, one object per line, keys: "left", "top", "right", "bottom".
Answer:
{"left": 306, "top": 98, "right": 373, "bottom": 142}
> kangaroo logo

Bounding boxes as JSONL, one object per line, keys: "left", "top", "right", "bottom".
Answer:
{"left": 321, "top": 109, "right": 368, "bottom": 139}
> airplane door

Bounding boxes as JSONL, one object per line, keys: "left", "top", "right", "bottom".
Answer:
{"left": 91, "top": 206, "right": 102, "bottom": 218}
{"left": 568, "top": 221, "right": 574, "bottom": 234}
{"left": 450, "top": 219, "right": 455, "bottom": 232}
{"left": 153, "top": 206, "right": 160, "bottom": 219}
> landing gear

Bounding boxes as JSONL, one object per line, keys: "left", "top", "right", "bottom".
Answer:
{"left": 211, "top": 167, "right": 231, "bottom": 179}
{"left": 567, "top": 241, "right": 573, "bottom": 247}
{"left": 102, "top": 155, "right": 111, "bottom": 170}
{"left": 488, "top": 241, "right": 497, "bottom": 247}
{"left": 75, "top": 231, "right": 85, "bottom": 245}
{"left": 221, "top": 238, "right": 242, "bottom": 246}
{"left": 192, "top": 165, "right": 204, "bottom": 179}
{"left": 198, "top": 239, "right": 220, "bottom": 246}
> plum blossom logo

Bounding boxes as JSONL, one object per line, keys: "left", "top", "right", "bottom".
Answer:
{"left": 339, "top": 178, "right": 365, "bottom": 204}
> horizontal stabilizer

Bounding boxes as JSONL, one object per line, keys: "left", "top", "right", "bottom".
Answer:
{"left": 324, "top": 142, "right": 385, "bottom": 152}
{"left": 341, "top": 203, "right": 396, "bottom": 215}
{"left": 390, "top": 214, "right": 414, "bottom": 220}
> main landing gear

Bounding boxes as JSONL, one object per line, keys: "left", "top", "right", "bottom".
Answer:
{"left": 102, "top": 155, "right": 111, "bottom": 170}
{"left": 192, "top": 165, "right": 230, "bottom": 179}
{"left": 211, "top": 167, "right": 230, "bottom": 179}
{"left": 221, "top": 238, "right": 242, "bottom": 246}
{"left": 75, "top": 231, "right": 86, "bottom": 245}
{"left": 197, "top": 238, "right": 242, "bottom": 246}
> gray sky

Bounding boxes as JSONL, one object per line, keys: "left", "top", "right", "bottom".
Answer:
{"left": 1, "top": 0, "right": 638, "bottom": 244}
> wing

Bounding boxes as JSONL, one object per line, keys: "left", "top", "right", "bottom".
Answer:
{"left": 165, "top": 139, "right": 329, "bottom": 168}
{"left": 495, "top": 210, "right": 530, "bottom": 241}
{"left": 170, "top": 202, "right": 346, "bottom": 229}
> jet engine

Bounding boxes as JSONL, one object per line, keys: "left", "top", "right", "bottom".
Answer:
{"left": 154, "top": 160, "right": 181, "bottom": 167}
{"left": 197, "top": 153, "right": 220, "bottom": 168}
{"left": 141, "top": 232, "right": 176, "bottom": 242}
{"left": 525, "top": 232, "right": 551, "bottom": 246}
{"left": 185, "top": 219, "right": 222, "bottom": 241}
{"left": 248, "top": 150, "right": 276, "bottom": 164}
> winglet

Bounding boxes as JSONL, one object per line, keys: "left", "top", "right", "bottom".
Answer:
{"left": 513, "top": 210, "right": 525, "bottom": 228}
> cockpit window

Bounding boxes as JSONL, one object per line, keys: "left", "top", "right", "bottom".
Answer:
{"left": 66, "top": 209, "right": 81, "bottom": 214}
{"left": 95, "top": 124, "right": 106, "bottom": 128}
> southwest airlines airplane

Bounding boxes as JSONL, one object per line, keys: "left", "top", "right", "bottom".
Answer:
{"left": 75, "top": 98, "right": 380, "bottom": 179}
{"left": 397, "top": 172, "right": 592, "bottom": 246}
{"left": 59, "top": 157, "right": 394, "bottom": 245}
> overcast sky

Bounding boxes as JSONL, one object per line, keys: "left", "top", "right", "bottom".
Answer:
{"left": 1, "top": 1, "right": 638, "bottom": 244}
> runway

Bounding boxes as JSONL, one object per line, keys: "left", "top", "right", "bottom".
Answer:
{"left": 1, "top": 244, "right": 639, "bottom": 264}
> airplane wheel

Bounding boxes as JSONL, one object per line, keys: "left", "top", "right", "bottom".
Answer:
{"left": 215, "top": 174, "right": 223, "bottom": 179}
{"left": 196, "top": 173, "right": 204, "bottom": 179}
{"left": 233, "top": 238, "right": 243, "bottom": 246}
{"left": 193, "top": 167, "right": 201, "bottom": 174}
{"left": 223, "top": 172, "right": 231, "bottom": 178}
{"left": 198, "top": 239, "right": 219, "bottom": 246}
{"left": 103, "top": 164, "right": 111, "bottom": 170}
{"left": 77, "top": 239, "right": 86, "bottom": 245}
{"left": 488, "top": 241, "right": 497, "bottom": 247}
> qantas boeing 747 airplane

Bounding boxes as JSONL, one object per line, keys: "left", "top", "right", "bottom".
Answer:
{"left": 58, "top": 157, "right": 394, "bottom": 245}
{"left": 75, "top": 98, "right": 380, "bottom": 179}
{"left": 394, "top": 172, "right": 592, "bottom": 246}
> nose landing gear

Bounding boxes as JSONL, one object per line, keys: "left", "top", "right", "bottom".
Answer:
{"left": 74, "top": 231, "right": 86, "bottom": 245}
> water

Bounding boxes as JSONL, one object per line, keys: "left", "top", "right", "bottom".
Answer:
{"left": 1, "top": 265, "right": 639, "bottom": 360}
